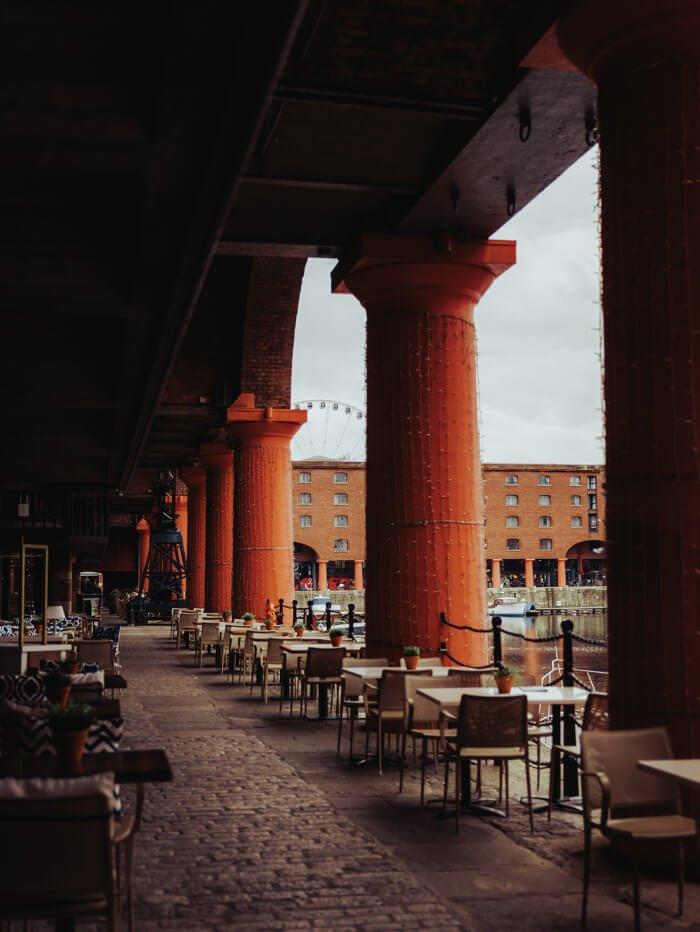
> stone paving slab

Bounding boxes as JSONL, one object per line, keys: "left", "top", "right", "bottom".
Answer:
{"left": 109, "top": 627, "right": 697, "bottom": 931}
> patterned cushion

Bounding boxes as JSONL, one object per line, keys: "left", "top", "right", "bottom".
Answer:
{"left": 0, "top": 674, "right": 46, "bottom": 706}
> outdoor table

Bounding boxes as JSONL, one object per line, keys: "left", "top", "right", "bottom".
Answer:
{"left": 415, "top": 685, "right": 588, "bottom": 809}
{"left": 0, "top": 641, "right": 73, "bottom": 675}
{"left": 342, "top": 664, "right": 494, "bottom": 694}
{"left": 282, "top": 643, "right": 362, "bottom": 718}
{"left": 638, "top": 759, "right": 700, "bottom": 791}
{"left": 0, "top": 747, "right": 172, "bottom": 783}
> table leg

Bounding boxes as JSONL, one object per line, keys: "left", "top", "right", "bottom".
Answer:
{"left": 318, "top": 684, "right": 329, "bottom": 720}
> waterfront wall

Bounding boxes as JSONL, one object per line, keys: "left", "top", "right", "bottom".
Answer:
{"left": 293, "top": 586, "right": 607, "bottom": 615}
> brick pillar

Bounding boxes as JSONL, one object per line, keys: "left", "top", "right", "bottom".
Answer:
{"left": 333, "top": 234, "right": 515, "bottom": 663}
{"left": 559, "top": 0, "right": 700, "bottom": 752}
{"left": 491, "top": 559, "right": 501, "bottom": 589}
{"left": 136, "top": 517, "right": 150, "bottom": 593}
{"left": 524, "top": 559, "right": 534, "bottom": 589}
{"left": 317, "top": 560, "right": 328, "bottom": 592}
{"left": 200, "top": 443, "right": 234, "bottom": 613}
{"left": 181, "top": 466, "right": 206, "bottom": 610}
{"left": 225, "top": 394, "right": 306, "bottom": 618}
{"left": 557, "top": 558, "right": 567, "bottom": 589}
{"left": 353, "top": 560, "right": 363, "bottom": 590}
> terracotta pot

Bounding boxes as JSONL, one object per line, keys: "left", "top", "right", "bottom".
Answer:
{"left": 295, "top": 628, "right": 305, "bottom": 638}
{"left": 53, "top": 728, "right": 89, "bottom": 767}
{"left": 265, "top": 620, "right": 274, "bottom": 631}
{"left": 404, "top": 654, "right": 420, "bottom": 671}
{"left": 330, "top": 635, "right": 343, "bottom": 647}
{"left": 495, "top": 675, "right": 514, "bottom": 694}
{"left": 244, "top": 620, "right": 253, "bottom": 627}
{"left": 46, "top": 685, "right": 72, "bottom": 708}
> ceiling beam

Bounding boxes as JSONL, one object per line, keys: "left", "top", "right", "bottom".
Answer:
{"left": 274, "top": 85, "right": 485, "bottom": 120}
{"left": 117, "top": 0, "right": 309, "bottom": 491}
{"left": 241, "top": 175, "right": 418, "bottom": 196}
{"left": 217, "top": 240, "right": 339, "bottom": 258}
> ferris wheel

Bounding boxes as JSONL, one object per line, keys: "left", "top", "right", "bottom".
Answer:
{"left": 291, "top": 399, "right": 366, "bottom": 461}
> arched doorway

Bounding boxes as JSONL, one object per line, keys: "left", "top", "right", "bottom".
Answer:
{"left": 566, "top": 540, "right": 606, "bottom": 586}
{"left": 294, "top": 542, "right": 318, "bottom": 590}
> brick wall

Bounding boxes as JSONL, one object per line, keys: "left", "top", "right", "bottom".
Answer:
{"left": 240, "top": 257, "right": 306, "bottom": 409}
{"left": 292, "top": 460, "right": 605, "bottom": 567}
{"left": 292, "top": 461, "right": 366, "bottom": 562}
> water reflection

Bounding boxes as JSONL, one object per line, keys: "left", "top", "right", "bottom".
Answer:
{"left": 498, "top": 612, "right": 608, "bottom": 690}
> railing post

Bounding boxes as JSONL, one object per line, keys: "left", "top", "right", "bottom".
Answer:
{"left": 561, "top": 619, "right": 574, "bottom": 687}
{"left": 325, "top": 601, "right": 332, "bottom": 631}
{"left": 306, "top": 600, "right": 314, "bottom": 630}
{"left": 277, "top": 598, "right": 284, "bottom": 626}
{"left": 348, "top": 603, "right": 355, "bottom": 639}
{"left": 292, "top": 599, "right": 298, "bottom": 627}
{"left": 491, "top": 616, "right": 503, "bottom": 667}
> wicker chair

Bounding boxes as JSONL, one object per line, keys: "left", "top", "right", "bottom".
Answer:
{"left": 443, "top": 693, "right": 533, "bottom": 833}
{"left": 299, "top": 647, "right": 345, "bottom": 720}
{"left": 76, "top": 639, "right": 115, "bottom": 671}
{"left": 365, "top": 669, "right": 431, "bottom": 775}
{"left": 548, "top": 691, "right": 608, "bottom": 818}
{"left": 194, "top": 621, "right": 223, "bottom": 668}
{"left": 336, "top": 658, "right": 389, "bottom": 758}
{"left": 0, "top": 778, "right": 118, "bottom": 929}
{"left": 581, "top": 727, "right": 696, "bottom": 929}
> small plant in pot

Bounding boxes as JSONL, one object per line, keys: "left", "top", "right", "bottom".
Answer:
{"left": 494, "top": 665, "right": 518, "bottom": 694}
{"left": 293, "top": 621, "right": 306, "bottom": 638}
{"left": 403, "top": 646, "right": 421, "bottom": 671}
{"left": 44, "top": 670, "right": 72, "bottom": 708}
{"left": 243, "top": 612, "right": 255, "bottom": 627}
{"left": 48, "top": 702, "right": 97, "bottom": 768}
{"left": 223, "top": 610, "right": 232, "bottom": 624}
{"left": 329, "top": 625, "right": 345, "bottom": 647}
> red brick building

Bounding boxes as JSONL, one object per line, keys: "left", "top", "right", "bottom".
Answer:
{"left": 293, "top": 461, "right": 605, "bottom": 590}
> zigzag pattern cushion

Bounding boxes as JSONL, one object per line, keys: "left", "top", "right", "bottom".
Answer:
{"left": 0, "top": 674, "right": 45, "bottom": 706}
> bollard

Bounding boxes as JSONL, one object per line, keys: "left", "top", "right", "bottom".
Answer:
{"left": 561, "top": 619, "right": 574, "bottom": 687}
{"left": 306, "top": 600, "right": 314, "bottom": 630}
{"left": 491, "top": 616, "right": 503, "bottom": 667}
{"left": 348, "top": 603, "right": 355, "bottom": 639}
{"left": 292, "top": 599, "right": 298, "bottom": 627}
{"left": 561, "top": 618, "right": 577, "bottom": 796}
{"left": 277, "top": 598, "right": 284, "bottom": 626}
{"left": 325, "top": 601, "right": 332, "bottom": 631}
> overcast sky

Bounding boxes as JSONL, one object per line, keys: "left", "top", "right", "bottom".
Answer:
{"left": 291, "top": 149, "right": 603, "bottom": 465}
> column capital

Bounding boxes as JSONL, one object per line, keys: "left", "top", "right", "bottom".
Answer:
{"left": 199, "top": 442, "right": 232, "bottom": 471}
{"left": 331, "top": 233, "right": 515, "bottom": 318}
{"left": 558, "top": 0, "right": 700, "bottom": 82}
{"left": 181, "top": 464, "right": 206, "bottom": 488}
{"left": 225, "top": 393, "right": 306, "bottom": 445}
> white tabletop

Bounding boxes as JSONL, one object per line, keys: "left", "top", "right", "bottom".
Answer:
{"left": 414, "top": 685, "right": 588, "bottom": 722}
{"left": 282, "top": 641, "right": 363, "bottom": 654}
{"left": 638, "top": 759, "right": 700, "bottom": 789}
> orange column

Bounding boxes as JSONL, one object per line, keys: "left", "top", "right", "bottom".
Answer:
{"left": 181, "top": 466, "right": 206, "bottom": 610}
{"left": 317, "top": 560, "right": 328, "bottom": 592}
{"left": 136, "top": 517, "right": 150, "bottom": 593}
{"left": 200, "top": 443, "right": 233, "bottom": 613}
{"left": 353, "top": 560, "right": 363, "bottom": 590}
{"left": 225, "top": 394, "right": 306, "bottom": 619}
{"left": 333, "top": 234, "right": 515, "bottom": 664}
{"left": 557, "top": 558, "right": 567, "bottom": 589}
{"left": 524, "top": 559, "right": 534, "bottom": 589}
{"left": 176, "top": 493, "right": 188, "bottom": 597}
{"left": 491, "top": 559, "right": 501, "bottom": 589}
{"left": 558, "top": 0, "right": 700, "bottom": 752}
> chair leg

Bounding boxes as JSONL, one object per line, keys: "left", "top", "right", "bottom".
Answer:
{"left": 548, "top": 746, "right": 558, "bottom": 821}
{"left": 337, "top": 704, "right": 344, "bottom": 755}
{"left": 378, "top": 720, "right": 383, "bottom": 775}
{"left": 442, "top": 754, "right": 450, "bottom": 811}
{"left": 581, "top": 825, "right": 591, "bottom": 926}
{"left": 455, "top": 758, "right": 461, "bottom": 834}
{"left": 524, "top": 755, "right": 534, "bottom": 833}
{"left": 399, "top": 731, "right": 407, "bottom": 793}
{"left": 505, "top": 761, "right": 510, "bottom": 817}
{"left": 349, "top": 711, "right": 355, "bottom": 760}
{"left": 420, "top": 737, "right": 427, "bottom": 805}
{"left": 677, "top": 841, "right": 685, "bottom": 917}
{"left": 632, "top": 855, "right": 641, "bottom": 932}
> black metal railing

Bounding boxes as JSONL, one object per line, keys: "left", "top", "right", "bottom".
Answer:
{"left": 439, "top": 613, "right": 607, "bottom": 690}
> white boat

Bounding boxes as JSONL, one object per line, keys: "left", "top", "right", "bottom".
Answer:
{"left": 488, "top": 597, "right": 535, "bottom": 617}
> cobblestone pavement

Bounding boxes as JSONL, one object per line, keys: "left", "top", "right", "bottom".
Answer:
{"left": 116, "top": 627, "right": 698, "bottom": 931}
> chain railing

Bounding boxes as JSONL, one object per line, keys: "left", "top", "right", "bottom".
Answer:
{"left": 439, "top": 613, "right": 607, "bottom": 691}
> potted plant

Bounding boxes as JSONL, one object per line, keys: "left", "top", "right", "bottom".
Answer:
{"left": 403, "top": 646, "right": 421, "bottom": 671}
{"left": 494, "top": 665, "right": 518, "bottom": 694}
{"left": 48, "top": 703, "right": 97, "bottom": 767}
{"left": 329, "top": 625, "right": 345, "bottom": 647}
{"left": 44, "top": 670, "right": 72, "bottom": 708}
{"left": 223, "top": 610, "right": 232, "bottom": 624}
{"left": 243, "top": 612, "right": 255, "bottom": 627}
{"left": 293, "top": 620, "right": 306, "bottom": 638}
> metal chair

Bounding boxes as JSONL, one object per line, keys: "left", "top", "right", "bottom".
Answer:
{"left": 336, "top": 658, "right": 389, "bottom": 758}
{"left": 260, "top": 637, "right": 285, "bottom": 703}
{"left": 194, "top": 621, "right": 223, "bottom": 668}
{"left": 581, "top": 727, "right": 696, "bottom": 929}
{"left": 443, "top": 693, "right": 533, "bottom": 833}
{"left": 365, "top": 669, "right": 431, "bottom": 775}
{"left": 175, "top": 610, "right": 201, "bottom": 650}
{"left": 76, "top": 639, "right": 115, "bottom": 671}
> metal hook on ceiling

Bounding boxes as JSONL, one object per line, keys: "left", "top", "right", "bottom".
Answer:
{"left": 518, "top": 107, "right": 531, "bottom": 143}
{"left": 506, "top": 185, "right": 516, "bottom": 217}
